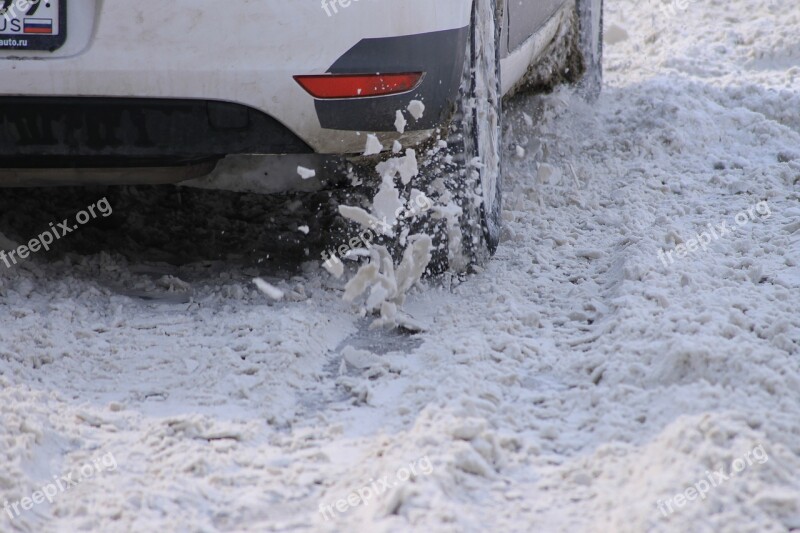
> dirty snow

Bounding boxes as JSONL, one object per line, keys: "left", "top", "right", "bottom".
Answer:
{"left": 1, "top": 0, "right": 799, "bottom": 532}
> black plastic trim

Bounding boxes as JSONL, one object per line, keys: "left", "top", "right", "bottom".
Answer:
{"left": 314, "top": 27, "right": 469, "bottom": 132}
{"left": 0, "top": 97, "right": 313, "bottom": 165}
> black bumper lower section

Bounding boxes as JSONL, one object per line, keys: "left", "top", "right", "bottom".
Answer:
{"left": 315, "top": 26, "right": 469, "bottom": 132}
{"left": 0, "top": 97, "right": 312, "bottom": 166}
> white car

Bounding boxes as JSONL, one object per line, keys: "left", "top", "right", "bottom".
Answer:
{"left": 0, "top": 0, "right": 602, "bottom": 270}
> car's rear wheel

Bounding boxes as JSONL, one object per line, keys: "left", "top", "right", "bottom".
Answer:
{"left": 423, "top": 0, "right": 503, "bottom": 273}
{"left": 332, "top": 0, "right": 503, "bottom": 275}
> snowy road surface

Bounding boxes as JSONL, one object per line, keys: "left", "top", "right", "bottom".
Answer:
{"left": 2, "top": 0, "right": 800, "bottom": 531}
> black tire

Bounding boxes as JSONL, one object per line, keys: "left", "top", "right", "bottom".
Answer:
{"left": 427, "top": 0, "right": 503, "bottom": 273}
{"left": 332, "top": 0, "right": 504, "bottom": 275}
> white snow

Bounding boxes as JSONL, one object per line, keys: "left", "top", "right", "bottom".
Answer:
{"left": 297, "top": 166, "right": 316, "bottom": 180}
{"left": 343, "top": 238, "right": 433, "bottom": 329}
{"left": 252, "top": 277, "right": 284, "bottom": 300}
{"left": 371, "top": 176, "right": 404, "bottom": 229}
{"left": 339, "top": 205, "right": 391, "bottom": 236}
{"left": 407, "top": 100, "right": 425, "bottom": 120}
{"left": 394, "top": 110, "right": 407, "bottom": 134}
{"left": 1, "top": 1, "right": 799, "bottom": 532}
{"left": 322, "top": 254, "right": 345, "bottom": 279}
{"left": 363, "top": 134, "right": 383, "bottom": 156}
{"left": 375, "top": 148, "right": 419, "bottom": 186}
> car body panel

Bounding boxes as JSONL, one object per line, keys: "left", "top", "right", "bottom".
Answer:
{"left": 500, "top": 0, "right": 574, "bottom": 95}
{"left": 507, "top": 0, "right": 568, "bottom": 51}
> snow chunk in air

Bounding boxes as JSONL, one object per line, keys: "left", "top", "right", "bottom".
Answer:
{"left": 407, "top": 100, "right": 425, "bottom": 120}
{"left": 297, "top": 166, "right": 316, "bottom": 180}
{"left": 253, "top": 278, "right": 284, "bottom": 301}
{"left": 363, "top": 134, "right": 384, "bottom": 156}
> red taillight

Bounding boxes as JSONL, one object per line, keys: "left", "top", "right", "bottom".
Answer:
{"left": 293, "top": 73, "right": 423, "bottom": 99}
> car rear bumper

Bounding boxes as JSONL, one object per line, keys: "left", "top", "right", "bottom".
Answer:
{"left": 0, "top": 0, "right": 471, "bottom": 157}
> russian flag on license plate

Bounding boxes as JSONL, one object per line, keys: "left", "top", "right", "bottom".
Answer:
{"left": 23, "top": 18, "right": 53, "bottom": 35}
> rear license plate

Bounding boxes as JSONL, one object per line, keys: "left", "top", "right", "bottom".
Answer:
{"left": 0, "top": 0, "right": 67, "bottom": 51}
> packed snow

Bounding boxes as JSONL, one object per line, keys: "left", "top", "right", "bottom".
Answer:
{"left": 1, "top": 0, "right": 799, "bottom": 532}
